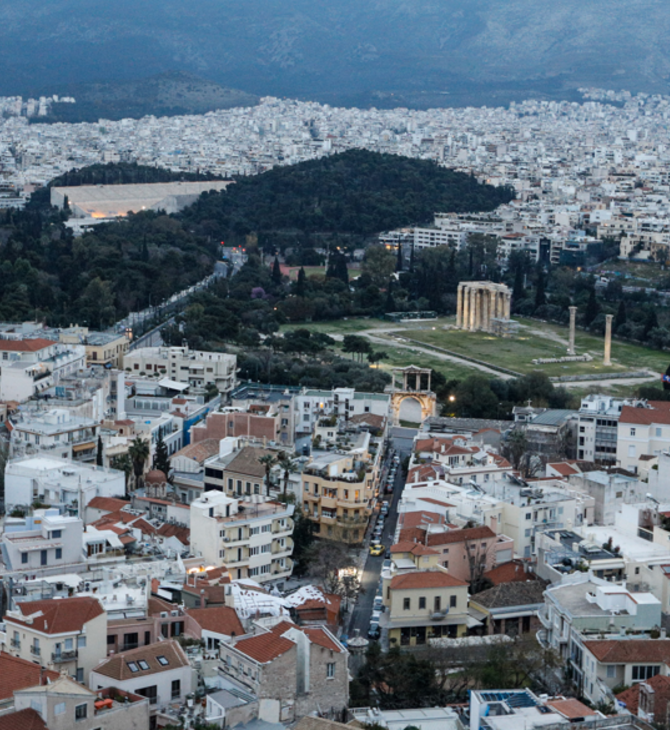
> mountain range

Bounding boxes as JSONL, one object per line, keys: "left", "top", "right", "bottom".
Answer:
{"left": 2, "top": 0, "right": 670, "bottom": 109}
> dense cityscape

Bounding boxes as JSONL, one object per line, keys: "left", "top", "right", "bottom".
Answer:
{"left": 0, "top": 83, "right": 668, "bottom": 730}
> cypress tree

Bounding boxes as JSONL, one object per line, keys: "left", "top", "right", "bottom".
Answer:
{"left": 513, "top": 266, "right": 525, "bottom": 302}
{"left": 271, "top": 256, "right": 282, "bottom": 285}
{"left": 396, "top": 243, "right": 403, "bottom": 272}
{"left": 534, "top": 267, "right": 547, "bottom": 309}
{"left": 96, "top": 435, "right": 103, "bottom": 467}
{"left": 385, "top": 278, "right": 396, "bottom": 312}
{"left": 584, "top": 288, "right": 599, "bottom": 326}
{"left": 296, "top": 266, "right": 306, "bottom": 297}
{"left": 643, "top": 307, "right": 659, "bottom": 339}
{"left": 614, "top": 300, "right": 627, "bottom": 331}
{"left": 153, "top": 433, "right": 171, "bottom": 482}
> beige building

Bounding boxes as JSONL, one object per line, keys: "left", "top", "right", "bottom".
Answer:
{"left": 13, "top": 674, "right": 149, "bottom": 730}
{"left": 190, "top": 491, "right": 295, "bottom": 583}
{"left": 59, "top": 327, "right": 130, "bottom": 368}
{"left": 3, "top": 596, "right": 107, "bottom": 684}
{"left": 302, "top": 426, "right": 383, "bottom": 544}
{"left": 205, "top": 443, "right": 277, "bottom": 497}
{"left": 381, "top": 570, "right": 470, "bottom": 646}
{"left": 123, "top": 345, "right": 237, "bottom": 394}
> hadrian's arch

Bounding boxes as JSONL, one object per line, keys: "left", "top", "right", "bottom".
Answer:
{"left": 390, "top": 366, "right": 437, "bottom": 426}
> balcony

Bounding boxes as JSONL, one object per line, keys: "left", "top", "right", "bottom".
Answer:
{"left": 272, "top": 537, "right": 294, "bottom": 554}
{"left": 272, "top": 518, "right": 294, "bottom": 534}
{"left": 10, "top": 639, "right": 20, "bottom": 649}
{"left": 30, "top": 645, "right": 41, "bottom": 657}
{"left": 52, "top": 650, "right": 78, "bottom": 663}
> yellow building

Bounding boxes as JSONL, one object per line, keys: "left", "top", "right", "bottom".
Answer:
{"left": 381, "top": 570, "right": 470, "bottom": 646}
{"left": 59, "top": 327, "right": 129, "bottom": 368}
{"left": 302, "top": 449, "right": 379, "bottom": 544}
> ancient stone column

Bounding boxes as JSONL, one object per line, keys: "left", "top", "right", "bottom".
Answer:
{"left": 568, "top": 306, "right": 577, "bottom": 355}
{"left": 484, "top": 290, "right": 491, "bottom": 332}
{"left": 469, "top": 286, "right": 477, "bottom": 331}
{"left": 462, "top": 286, "right": 470, "bottom": 331}
{"left": 604, "top": 314, "right": 613, "bottom": 366}
{"left": 504, "top": 293, "right": 511, "bottom": 320}
{"left": 456, "top": 284, "right": 463, "bottom": 328}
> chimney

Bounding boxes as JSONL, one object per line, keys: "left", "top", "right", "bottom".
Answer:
{"left": 661, "top": 628, "right": 667, "bottom": 640}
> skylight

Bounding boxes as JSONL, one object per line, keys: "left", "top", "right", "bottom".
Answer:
{"left": 127, "top": 662, "right": 139, "bottom": 673}
{"left": 157, "top": 656, "right": 169, "bottom": 666}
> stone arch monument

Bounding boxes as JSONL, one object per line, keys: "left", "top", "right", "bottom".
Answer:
{"left": 390, "top": 366, "right": 437, "bottom": 426}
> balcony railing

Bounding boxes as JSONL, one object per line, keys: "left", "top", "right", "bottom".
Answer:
{"left": 10, "top": 639, "right": 20, "bottom": 649}
{"left": 30, "top": 645, "right": 41, "bottom": 656}
{"left": 52, "top": 650, "right": 78, "bottom": 663}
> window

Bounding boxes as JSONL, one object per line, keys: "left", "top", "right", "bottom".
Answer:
{"left": 77, "top": 635, "right": 86, "bottom": 648}
{"left": 261, "top": 544, "right": 271, "bottom": 553}
{"left": 403, "top": 598, "right": 410, "bottom": 610}
{"left": 630, "top": 428, "right": 636, "bottom": 436}
{"left": 450, "top": 595, "right": 457, "bottom": 608}
{"left": 157, "top": 655, "right": 169, "bottom": 666}
{"left": 127, "top": 662, "right": 139, "bottom": 673}
{"left": 262, "top": 524, "right": 271, "bottom": 533}
{"left": 65, "top": 638, "right": 73, "bottom": 650}
{"left": 419, "top": 597, "right": 426, "bottom": 609}
{"left": 136, "top": 686, "right": 158, "bottom": 705}
{"left": 326, "top": 663, "right": 335, "bottom": 678}
{"left": 21, "top": 552, "right": 28, "bottom": 564}
{"left": 628, "top": 445, "right": 636, "bottom": 458}
{"left": 75, "top": 703, "right": 88, "bottom": 720}
{"left": 171, "top": 679, "right": 181, "bottom": 699}
{"left": 138, "top": 660, "right": 150, "bottom": 670}
{"left": 55, "top": 548, "right": 62, "bottom": 559}
{"left": 434, "top": 596, "right": 441, "bottom": 612}
{"left": 51, "top": 529, "right": 62, "bottom": 538}
{"left": 632, "top": 665, "right": 661, "bottom": 681}
{"left": 606, "top": 665, "right": 616, "bottom": 678}
{"left": 525, "top": 513, "right": 531, "bottom": 521}
{"left": 54, "top": 702, "right": 66, "bottom": 716}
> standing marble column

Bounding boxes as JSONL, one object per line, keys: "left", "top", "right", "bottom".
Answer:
{"left": 456, "top": 285, "right": 463, "bottom": 329}
{"left": 462, "top": 286, "right": 470, "bottom": 331}
{"left": 469, "top": 286, "right": 477, "bottom": 332}
{"left": 604, "top": 314, "right": 613, "bottom": 366}
{"left": 504, "top": 293, "right": 511, "bottom": 320}
{"left": 568, "top": 306, "right": 577, "bottom": 355}
{"left": 483, "top": 290, "right": 491, "bottom": 332}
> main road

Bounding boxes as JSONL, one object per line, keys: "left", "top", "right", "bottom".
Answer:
{"left": 347, "top": 427, "right": 415, "bottom": 641}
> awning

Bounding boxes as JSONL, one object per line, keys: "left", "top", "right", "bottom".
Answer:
{"left": 73, "top": 441, "right": 95, "bottom": 452}
{"left": 466, "top": 615, "right": 484, "bottom": 628}
{"left": 158, "top": 378, "right": 189, "bottom": 391}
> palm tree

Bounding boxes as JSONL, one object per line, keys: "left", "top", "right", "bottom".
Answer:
{"left": 277, "top": 452, "right": 298, "bottom": 497}
{"left": 128, "top": 437, "right": 150, "bottom": 491}
{"left": 258, "top": 454, "right": 278, "bottom": 497}
{"left": 110, "top": 453, "right": 133, "bottom": 493}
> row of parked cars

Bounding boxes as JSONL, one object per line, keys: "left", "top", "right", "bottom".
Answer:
{"left": 369, "top": 557, "right": 394, "bottom": 639}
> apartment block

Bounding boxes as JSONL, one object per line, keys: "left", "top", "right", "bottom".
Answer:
{"left": 190, "top": 491, "right": 295, "bottom": 583}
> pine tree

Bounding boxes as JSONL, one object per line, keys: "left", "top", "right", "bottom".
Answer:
{"left": 584, "top": 287, "right": 600, "bottom": 326}
{"left": 614, "top": 300, "right": 627, "bottom": 331}
{"left": 534, "top": 267, "right": 547, "bottom": 309}
{"left": 296, "top": 266, "right": 306, "bottom": 297}
{"left": 271, "top": 256, "right": 282, "bottom": 285}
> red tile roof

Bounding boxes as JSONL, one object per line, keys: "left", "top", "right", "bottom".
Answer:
{"left": 427, "top": 526, "right": 496, "bottom": 546}
{"left": 583, "top": 639, "right": 670, "bottom": 664}
{"left": 416, "top": 497, "right": 455, "bottom": 508}
{"left": 0, "top": 708, "right": 47, "bottom": 730}
{"left": 87, "top": 496, "right": 130, "bottom": 513}
{"left": 0, "top": 339, "right": 54, "bottom": 352}
{"left": 400, "top": 511, "right": 446, "bottom": 529}
{"left": 187, "top": 607, "right": 244, "bottom": 637}
{"left": 92, "top": 639, "right": 188, "bottom": 681}
{"left": 302, "top": 627, "right": 343, "bottom": 653}
{"left": 390, "top": 540, "right": 439, "bottom": 556}
{"left": 234, "top": 631, "right": 295, "bottom": 663}
{"left": 8, "top": 597, "right": 104, "bottom": 634}
{"left": 483, "top": 561, "right": 537, "bottom": 585}
{"left": 620, "top": 403, "right": 670, "bottom": 426}
{"left": 616, "top": 674, "right": 670, "bottom": 716}
{"left": 0, "top": 652, "right": 59, "bottom": 701}
{"left": 157, "top": 523, "right": 190, "bottom": 545}
{"left": 390, "top": 571, "right": 468, "bottom": 590}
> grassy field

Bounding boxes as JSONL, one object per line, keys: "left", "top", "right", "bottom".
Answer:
{"left": 286, "top": 266, "right": 362, "bottom": 280}
{"left": 595, "top": 260, "right": 668, "bottom": 286}
{"left": 281, "top": 315, "right": 669, "bottom": 383}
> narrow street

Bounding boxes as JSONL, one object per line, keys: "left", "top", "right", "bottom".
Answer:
{"left": 348, "top": 428, "right": 414, "bottom": 641}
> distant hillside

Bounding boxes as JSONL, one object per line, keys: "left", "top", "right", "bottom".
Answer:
{"left": 34, "top": 72, "right": 259, "bottom": 123}
{"left": 181, "top": 149, "right": 514, "bottom": 248}
{"left": 2, "top": 1, "right": 670, "bottom": 108}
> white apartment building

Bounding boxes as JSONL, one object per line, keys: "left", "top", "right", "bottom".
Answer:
{"left": 294, "top": 387, "right": 390, "bottom": 436}
{"left": 2, "top": 509, "right": 83, "bottom": 572}
{"left": 9, "top": 408, "right": 100, "bottom": 463}
{"left": 5, "top": 456, "right": 126, "bottom": 515}
{"left": 617, "top": 402, "right": 670, "bottom": 473}
{"left": 576, "top": 394, "right": 639, "bottom": 464}
{"left": 190, "top": 491, "right": 295, "bottom": 583}
{"left": 123, "top": 345, "right": 237, "bottom": 394}
{"left": 4, "top": 595, "right": 107, "bottom": 683}
{"left": 0, "top": 338, "right": 86, "bottom": 402}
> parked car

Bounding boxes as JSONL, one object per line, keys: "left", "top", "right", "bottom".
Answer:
{"left": 369, "top": 542, "right": 384, "bottom": 556}
{"left": 373, "top": 596, "right": 384, "bottom": 611}
{"left": 382, "top": 559, "right": 392, "bottom": 570}
{"left": 368, "top": 622, "right": 381, "bottom": 640}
